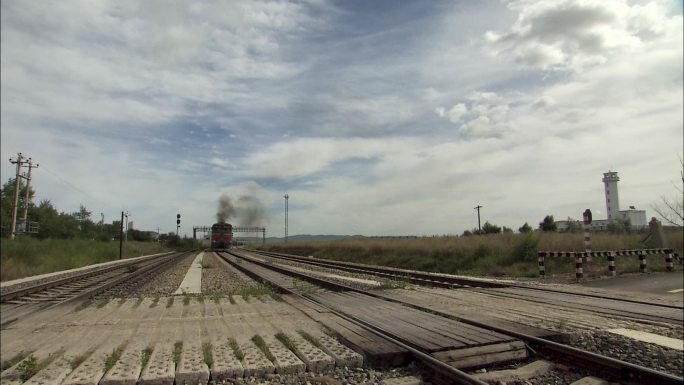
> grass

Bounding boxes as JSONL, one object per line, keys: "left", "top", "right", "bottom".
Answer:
{"left": 15, "top": 350, "right": 64, "bottom": 381}
{"left": 133, "top": 297, "right": 144, "bottom": 308}
{"left": 202, "top": 342, "right": 213, "bottom": 367}
{"left": 104, "top": 345, "right": 125, "bottom": 373}
{"left": 151, "top": 296, "right": 160, "bottom": 308}
{"left": 166, "top": 297, "right": 174, "bottom": 308}
{"left": 70, "top": 350, "right": 92, "bottom": 370}
{"left": 252, "top": 335, "right": 275, "bottom": 362}
{"left": 377, "top": 275, "right": 410, "bottom": 290}
{"left": 228, "top": 338, "right": 244, "bottom": 361}
{"left": 141, "top": 346, "right": 153, "bottom": 369}
{"left": 17, "top": 354, "right": 38, "bottom": 381}
{"left": 1, "top": 238, "right": 170, "bottom": 282}
{"left": 275, "top": 332, "right": 297, "bottom": 353}
{"left": 297, "top": 330, "right": 321, "bottom": 349}
{"left": 229, "top": 282, "right": 278, "bottom": 300}
{"left": 173, "top": 342, "right": 183, "bottom": 364}
{"left": 254, "top": 230, "right": 683, "bottom": 278}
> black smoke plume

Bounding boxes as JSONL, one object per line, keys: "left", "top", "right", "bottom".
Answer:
{"left": 216, "top": 194, "right": 265, "bottom": 226}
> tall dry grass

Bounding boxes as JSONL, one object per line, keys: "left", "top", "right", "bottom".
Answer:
{"left": 1, "top": 238, "right": 171, "bottom": 282}
{"left": 256, "top": 229, "right": 682, "bottom": 279}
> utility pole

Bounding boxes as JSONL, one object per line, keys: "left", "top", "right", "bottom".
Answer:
{"left": 8, "top": 153, "right": 23, "bottom": 239}
{"left": 21, "top": 158, "right": 38, "bottom": 230}
{"left": 284, "top": 194, "right": 289, "bottom": 243}
{"left": 474, "top": 205, "right": 483, "bottom": 234}
{"left": 119, "top": 211, "right": 124, "bottom": 259}
{"left": 124, "top": 211, "right": 129, "bottom": 242}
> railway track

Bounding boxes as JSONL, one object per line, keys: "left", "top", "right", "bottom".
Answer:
{"left": 0, "top": 251, "right": 190, "bottom": 328}
{"left": 219, "top": 249, "right": 683, "bottom": 385}
{"left": 244, "top": 248, "right": 684, "bottom": 324}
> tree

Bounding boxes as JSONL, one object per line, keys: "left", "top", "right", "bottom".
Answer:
{"left": 566, "top": 218, "right": 582, "bottom": 233}
{"left": 502, "top": 226, "right": 513, "bottom": 233}
{"left": 540, "top": 215, "right": 557, "bottom": 232}
{"left": 518, "top": 222, "right": 532, "bottom": 233}
{"left": 652, "top": 157, "right": 683, "bottom": 227}
{"left": 607, "top": 218, "right": 632, "bottom": 234}
{"left": 482, "top": 221, "right": 501, "bottom": 234}
{"left": 462, "top": 230, "right": 473, "bottom": 236}
{"left": 1, "top": 177, "right": 36, "bottom": 235}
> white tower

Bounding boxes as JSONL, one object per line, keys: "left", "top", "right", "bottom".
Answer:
{"left": 602, "top": 171, "right": 620, "bottom": 221}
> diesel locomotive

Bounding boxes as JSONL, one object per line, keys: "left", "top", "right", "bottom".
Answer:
{"left": 211, "top": 222, "right": 233, "bottom": 249}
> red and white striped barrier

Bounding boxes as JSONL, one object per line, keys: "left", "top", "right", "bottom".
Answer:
{"left": 537, "top": 248, "right": 678, "bottom": 278}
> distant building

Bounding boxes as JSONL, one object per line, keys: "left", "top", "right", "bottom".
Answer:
{"left": 601, "top": 171, "right": 647, "bottom": 229}
{"left": 619, "top": 209, "right": 647, "bottom": 230}
{"left": 602, "top": 171, "right": 620, "bottom": 221}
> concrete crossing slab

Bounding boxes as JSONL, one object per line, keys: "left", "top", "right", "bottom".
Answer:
{"left": 174, "top": 253, "right": 203, "bottom": 295}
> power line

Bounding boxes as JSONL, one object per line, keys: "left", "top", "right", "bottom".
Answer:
{"left": 39, "top": 164, "right": 112, "bottom": 210}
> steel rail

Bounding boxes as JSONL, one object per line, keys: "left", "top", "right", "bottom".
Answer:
{"left": 245, "top": 248, "right": 684, "bottom": 310}
{"left": 217, "top": 250, "right": 488, "bottom": 385}
{"left": 224, "top": 249, "right": 683, "bottom": 385}
{"left": 1, "top": 251, "right": 176, "bottom": 303}
{"left": 0, "top": 251, "right": 193, "bottom": 328}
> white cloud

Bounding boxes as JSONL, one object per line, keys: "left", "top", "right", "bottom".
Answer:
{"left": 437, "top": 92, "right": 513, "bottom": 138}
{"left": 447, "top": 103, "right": 468, "bottom": 123}
{"left": 484, "top": 0, "right": 681, "bottom": 72}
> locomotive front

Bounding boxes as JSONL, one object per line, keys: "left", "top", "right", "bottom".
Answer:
{"left": 210, "top": 222, "right": 233, "bottom": 250}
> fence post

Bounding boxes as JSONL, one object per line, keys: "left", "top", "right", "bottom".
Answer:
{"left": 665, "top": 250, "right": 674, "bottom": 272}
{"left": 639, "top": 251, "right": 647, "bottom": 273}
{"left": 574, "top": 252, "right": 583, "bottom": 280}
{"left": 538, "top": 252, "right": 545, "bottom": 278}
{"left": 608, "top": 251, "right": 616, "bottom": 276}
{"left": 583, "top": 209, "right": 592, "bottom": 262}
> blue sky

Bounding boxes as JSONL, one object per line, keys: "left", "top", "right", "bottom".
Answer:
{"left": 1, "top": 0, "right": 682, "bottom": 237}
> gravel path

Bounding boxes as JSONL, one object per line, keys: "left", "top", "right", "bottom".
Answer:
{"left": 563, "top": 330, "right": 684, "bottom": 377}
{"left": 201, "top": 252, "right": 258, "bottom": 294}
{"left": 94, "top": 252, "right": 198, "bottom": 299}
{"left": 210, "top": 363, "right": 423, "bottom": 385}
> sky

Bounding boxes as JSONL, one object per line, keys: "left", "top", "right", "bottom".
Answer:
{"left": 1, "top": 0, "right": 682, "bottom": 237}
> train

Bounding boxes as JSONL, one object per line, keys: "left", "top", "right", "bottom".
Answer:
{"left": 211, "top": 222, "right": 233, "bottom": 249}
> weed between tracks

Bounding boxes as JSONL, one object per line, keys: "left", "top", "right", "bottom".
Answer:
{"left": 133, "top": 296, "right": 144, "bottom": 308}
{"left": 173, "top": 342, "right": 183, "bottom": 364}
{"left": 141, "top": 346, "right": 153, "bottom": 369}
{"left": 104, "top": 344, "right": 125, "bottom": 373}
{"left": 70, "top": 350, "right": 93, "bottom": 370}
{"left": 275, "top": 332, "right": 297, "bottom": 353}
{"left": 252, "top": 335, "right": 275, "bottom": 363}
{"left": 166, "top": 297, "right": 174, "bottom": 308}
{"left": 202, "top": 342, "right": 213, "bottom": 367}
{"left": 297, "top": 330, "right": 322, "bottom": 349}
{"left": 150, "top": 296, "right": 160, "bottom": 308}
{"left": 17, "top": 355, "right": 38, "bottom": 381}
{"left": 228, "top": 338, "right": 244, "bottom": 361}
{"left": 377, "top": 275, "right": 410, "bottom": 290}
